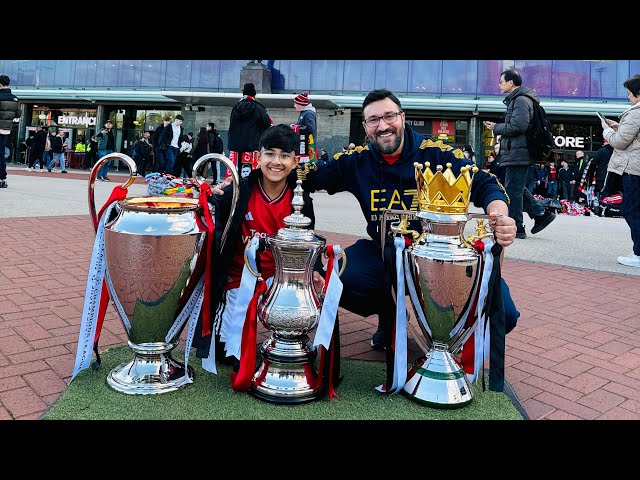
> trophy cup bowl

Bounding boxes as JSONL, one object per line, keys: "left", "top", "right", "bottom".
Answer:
{"left": 88, "top": 153, "right": 238, "bottom": 394}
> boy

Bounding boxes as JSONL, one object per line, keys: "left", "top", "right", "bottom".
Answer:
{"left": 195, "top": 124, "right": 324, "bottom": 364}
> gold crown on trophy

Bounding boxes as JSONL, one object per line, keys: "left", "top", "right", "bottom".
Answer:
{"left": 415, "top": 162, "right": 479, "bottom": 214}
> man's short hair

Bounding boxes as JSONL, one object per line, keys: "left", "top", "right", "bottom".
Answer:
{"left": 362, "top": 88, "right": 403, "bottom": 112}
{"left": 0, "top": 75, "right": 10, "bottom": 87}
{"left": 501, "top": 69, "right": 522, "bottom": 87}
{"left": 163, "top": 116, "right": 171, "bottom": 122}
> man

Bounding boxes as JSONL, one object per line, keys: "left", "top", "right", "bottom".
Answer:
{"left": 206, "top": 122, "right": 225, "bottom": 181}
{"left": 153, "top": 116, "right": 171, "bottom": 173}
{"left": 96, "top": 119, "right": 115, "bottom": 181}
{"left": 299, "top": 88, "right": 518, "bottom": 350}
{"left": 227, "top": 82, "right": 271, "bottom": 178}
{"left": 590, "top": 140, "right": 614, "bottom": 199}
{"left": 292, "top": 91, "right": 317, "bottom": 163}
{"left": 27, "top": 125, "right": 47, "bottom": 171}
{"left": 483, "top": 69, "right": 556, "bottom": 239}
{"left": 0, "top": 74, "right": 21, "bottom": 188}
{"left": 159, "top": 114, "right": 184, "bottom": 175}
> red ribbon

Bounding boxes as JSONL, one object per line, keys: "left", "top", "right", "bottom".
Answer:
{"left": 230, "top": 278, "right": 267, "bottom": 391}
{"left": 198, "top": 183, "right": 216, "bottom": 337}
{"left": 92, "top": 186, "right": 129, "bottom": 348}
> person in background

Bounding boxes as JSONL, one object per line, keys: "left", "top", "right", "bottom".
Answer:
{"left": 462, "top": 144, "right": 476, "bottom": 164}
{"left": 95, "top": 120, "right": 115, "bottom": 181}
{"left": 133, "top": 131, "right": 151, "bottom": 177}
{"left": 83, "top": 135, "right": 98, "bottom": 170}
{"left": 159, "top": 114, "right": 184, "bottom": 175}
{"left": 26, "top": 125, "right": 47, "bottom": 172}
{"left": 590, "top": 139, "right": 614, "bottom": 200}
{"left": 319, "top": 148, "right": 329, "bottom": 165}
{"left": 152, "top": 116, "right": 171, "bottom": 173}
{"left": 483, "top": 69, "right": 556, "bottom": 240}
{"left": 206, "top": 122, "right": 224, "bottom": 181}
{"left": 174, "top": 131, "right": 193, "bottom": 178}
{"left": 47, "top": 129, "right": 68, "bottom": 174}
{"left": 292, "top": 91, "right": 317, "bottom": 164}
{"left": 600, "top": 74, "right": 640, "bottom": 268}
{"left": 558, "top": 160, "right": 573, "bottom": 200}
{"left": 227, "top": 82, "right": 271, "bottom": 179}
{"left": 0, "top": 74, "right": 20, "bottom": 188}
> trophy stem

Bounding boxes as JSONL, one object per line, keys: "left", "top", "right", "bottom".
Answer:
{"left": 106, "top": 341, "right": 194, "bottom": 395}
{"left": 251, "top": 334, "right": 322, "bottom": 404}
{"left": 402, "top": 343, "right": 473, "bottom": 408}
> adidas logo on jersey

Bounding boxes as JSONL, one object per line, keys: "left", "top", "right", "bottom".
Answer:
{"left": 245, "top": 211, "right": 254, "bottom": 221}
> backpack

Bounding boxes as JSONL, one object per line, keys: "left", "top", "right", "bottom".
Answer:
{"left": 521, "top": 94, "right": 554, "bottom": 162}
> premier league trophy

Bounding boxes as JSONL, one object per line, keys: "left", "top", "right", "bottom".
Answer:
{"left": 84, "top": 153, "right": 238, "bottom": 394}
{"left": 382, "top": 162, "right": 494, "bottom": 408}
{"left": 248, "top": 180, "right": 345, "bottom": 404}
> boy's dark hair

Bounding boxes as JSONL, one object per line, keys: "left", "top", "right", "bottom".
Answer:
{"left": 623, "top": 74, "right": 640, "bottom": 97}
{"left": 362, "top": 88, "right": 403, "bottom": 112}
{"left": 259, "top": 124, "right": 297, "bottom": 152}
{"left": 0, "top": 75, "right": 10, "bottom": 87}
{"left": 501, "top": 69, "right": 522, "bottom": 86}
{"left": 207, "top": 122, "right": 215, "bottom": 130}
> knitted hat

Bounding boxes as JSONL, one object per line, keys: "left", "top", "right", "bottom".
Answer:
{"left": 242, "top": 82, "right": 256, "bottom": 97}
{"left": 293, "top": 91, "right": 310, "bottom": 106}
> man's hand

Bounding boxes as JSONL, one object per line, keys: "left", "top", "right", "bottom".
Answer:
{"left": 483, "top": 121, "right": 496, "bottom": 131}
{"left": 211, "top": 177, "right": 232, "bottom": 195}
{"left": 486, "top": 200, "right": 516, "bottom": 247}
{"left": 313, "top": 271, "right": 325, "bottom": 292}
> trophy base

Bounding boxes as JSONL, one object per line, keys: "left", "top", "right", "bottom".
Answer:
{"left": 251, "top": 335, "right": 321, "bottom": 404}
{"left": 107, "top": 343, "right": 194, "bottom": 395}
{"left": 402, "top": 349, "right": 473, "bottom": 408}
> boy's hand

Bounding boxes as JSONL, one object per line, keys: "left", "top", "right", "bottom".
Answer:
{"left": 312, "top": 271, "right": 325, "bottom": 292}
{"left": 211, "top": 177, "right": 232, "bottom": 195}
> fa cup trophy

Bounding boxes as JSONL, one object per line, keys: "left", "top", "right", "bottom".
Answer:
{"left": 76, "top": 153, "right": 238, "bottom": 394}
{"left": 382, "top": 162, "right": 494, "bottom": 408}
{"left": 248, "top": 180, "right": 345, "bottom": 404}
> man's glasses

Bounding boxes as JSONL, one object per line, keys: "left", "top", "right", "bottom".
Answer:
{"left": 363, "top": 111, "right": 403, "bottom": 127}
{"left": 260, "top": 150, "right": 295, "bottom": 162}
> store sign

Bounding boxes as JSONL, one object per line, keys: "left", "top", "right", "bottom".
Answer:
{"left": 406, "top": 119, "right": 425, "bottom": 127}
{"left": 553, "top": 136, "right": 585, "bottom": 148}
{"left": 57, "top": 115, "right": 97, "bottom": 126}
{"left": 432, "top": 119, "right": 455, "bottom": 135}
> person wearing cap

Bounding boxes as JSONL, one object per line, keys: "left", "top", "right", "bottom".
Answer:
{"left": 292, "top": 91, "right": 317, "bottom": 163}
{"left": 96, "top": 119, "right": 115, "bottom": 181}
{"left": 227, "top": 82, "right": 271, "bottom": 179}
{"left": 159, "top": 114, "right": 184, "bottom": 174}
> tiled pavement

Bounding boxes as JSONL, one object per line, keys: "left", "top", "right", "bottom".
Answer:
{"left": 1, "top": 172, "right": 640, "bottom": 420}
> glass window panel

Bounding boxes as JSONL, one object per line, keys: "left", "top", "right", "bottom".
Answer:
{"left": 409, "top": 60, "right": 442, "bottom": 94}
{"left": 374, "top": 60, "right": 409, "bottom": 93}
{"left": 551, "top": 60, "right": 590, "bottom": 99}
{"left": 219, "top": 60, "right": 245, "bottom": 89}
{"left": 514, "top": 60, "right": 552, "bottom": 96}
{"left": 343, "top": 60, "right": 375, "bottom": 92}
{"left": 442, "top": 60, "right": 477, "bottom": 94}
{"left": 37, "top": 60, "right": 56, "bottom": 87}
{"left": 16, "top": 60, "right": 36, "bottom": 86}
{"left": 96, "top": 60, "right": 120, "bottom": 87}
{"left": 615, "top": 60, "right": 633, "bottom": 98}
{"left": 190, "top": 60, "right": 221, "bottom": 89}
{"left": 276, "top": 60, "right": 311, "bottom": 91}
{"left": 141, "top": 60, "right": 163, "bottom": 88}
{"left": 310, "top": 60, "right": 343, "bottom": 92}
{"left": 165, "top": 60, "right": 192, "bottom": 88}
{"left": 477, "top": 60, "right": 508, "bottom": 95}
{"left": 53, "top": 60, "right": 75, "bottom": 86}
{"left": 117, "top": 60, "right": 142, "bottom": 87}
{"left": 74, "top": 60, "right": 97, "bottom": 87}
{"left": 590, "top": 60, "right": 623, "bottom": 99}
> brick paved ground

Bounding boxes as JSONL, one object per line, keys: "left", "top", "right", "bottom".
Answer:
{"left": 1, "top": 183, "right": 640, "bottom": 419}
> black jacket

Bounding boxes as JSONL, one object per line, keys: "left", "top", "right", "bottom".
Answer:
{"left": 228, "top": 97, "right": 271, "bottom": 152}
{"left": 493, "top": 87, "right": 539, "bottom": 167}
{"left": 0, "top": 88, "right": 20, "bottom": 131}
{"left": 591, "top": 144, "right": 614, "bottom": 191}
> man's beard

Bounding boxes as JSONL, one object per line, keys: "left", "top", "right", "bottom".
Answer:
{"left": 369, "top": 127, "right": 402, "bottom": 154}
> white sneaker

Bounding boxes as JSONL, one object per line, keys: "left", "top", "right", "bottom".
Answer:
{"left": 23, "top": 167, "right": 34, "bottom": 172}
{"left": 617, "top": 253, "right": 640, "bottom": 267}
{"left": 34, "top": 168, "right": 42, "bottom": 172}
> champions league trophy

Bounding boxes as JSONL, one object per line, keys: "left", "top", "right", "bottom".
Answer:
{"left": 82, "top": 153, "right": 238, "bottom": 394}
{"left": 382, "top": 162, "right": 494, "bottom": 408}
{"left": 247, "top": 180, "right": 345, "bottom": 404}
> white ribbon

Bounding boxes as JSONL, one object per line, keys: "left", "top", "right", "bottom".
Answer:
{"left": 71, "top": 202, "right": 116, "bottom": 381}
{"left": 105, "top": 268, "right": 131, "bottom": 334}
{"left": 313, "top": 245, "right": 343, "bottom": 350}
{"left": 225, "top": 235, "right": 260, "bottom": 360}
{"left": 182, "top": 284, "right": 206, "bottom": 380}
{"left": 403, "top": 251, "right": 432, "bottom": 338}
{"left": 467, "top": 239, "right": 494, "bottom": 384}
{"left": 376, "top": 237, "right": 408, "bottom": 394}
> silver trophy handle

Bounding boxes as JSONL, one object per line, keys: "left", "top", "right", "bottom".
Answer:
{"left": 88, "top": 153, "right": 137, "bottom": 232}
{"left": 192, "top": 153, "right": 240, "bottom": 250}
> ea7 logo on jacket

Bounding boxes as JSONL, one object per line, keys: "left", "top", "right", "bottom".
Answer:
{"left": 370, "top": 188, "right": 418, "bottom": 211}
